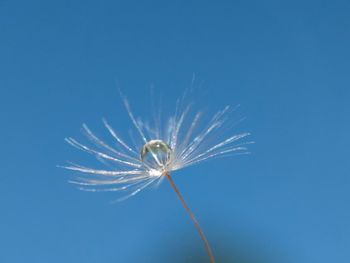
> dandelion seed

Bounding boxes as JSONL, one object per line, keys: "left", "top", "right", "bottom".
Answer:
{"left": 62, "top": 91, "right": 251, "bottom": 263}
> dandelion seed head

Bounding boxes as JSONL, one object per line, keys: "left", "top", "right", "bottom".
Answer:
{"left": 61, "top": 85, "right": 251, "bottom": 263}
{"left": 62, "top": 90, "right": 251, "bottom": 201}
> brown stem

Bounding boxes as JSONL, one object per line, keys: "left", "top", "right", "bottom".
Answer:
{"left": 164, "top": 172, "right": 215, "bottom": 263}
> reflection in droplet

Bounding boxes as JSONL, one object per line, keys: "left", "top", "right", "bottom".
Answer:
{"left": 140, "top": 140, "right": 173, "bottom": 171}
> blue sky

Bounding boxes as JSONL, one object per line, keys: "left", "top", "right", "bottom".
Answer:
{"left": 1, "top": 0, "right": 349, "bottom": 262}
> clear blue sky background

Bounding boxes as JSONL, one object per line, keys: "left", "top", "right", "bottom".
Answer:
{"left": 1, "top": 1, "right": 349, "bottom": 262}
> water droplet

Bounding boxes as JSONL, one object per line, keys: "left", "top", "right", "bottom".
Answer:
{"left": 140, "top": 140, "right": 172, "bottom": 170}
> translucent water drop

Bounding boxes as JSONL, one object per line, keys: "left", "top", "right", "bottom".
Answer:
{"left": 140, "top": 140, "right": 173, "bottom": 170}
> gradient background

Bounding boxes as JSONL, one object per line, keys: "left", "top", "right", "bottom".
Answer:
{"left": 1, "top": 0, "right": 349, "bottom": 262}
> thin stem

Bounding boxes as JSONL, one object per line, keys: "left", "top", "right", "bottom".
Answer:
{"left": 164, "top": 172, "right": 215, "bottom": 263}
